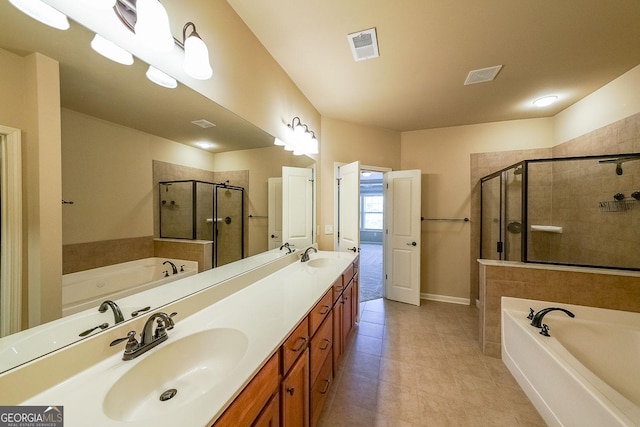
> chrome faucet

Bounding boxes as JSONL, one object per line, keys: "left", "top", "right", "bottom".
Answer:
{"left": 99, "top": 300, "right": 125, "bottom": 324}
{"left": 280, "top": 242, "right": 294, "bottom": 254}
{"left": 163, "top": 260, "right": 178, "bottom": 275}
{"left": 300, "top": 246, "right": 318, "bottom": 262}
{"left": 110, "top": 311, "right": 177, "bottom": 361}
{"left": 530, "top": 307, "right": 575, "bottom": 328}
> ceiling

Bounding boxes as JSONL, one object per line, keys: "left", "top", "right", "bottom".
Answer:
{"left": 226, "top": 0, "right": 640, "bottom": 132}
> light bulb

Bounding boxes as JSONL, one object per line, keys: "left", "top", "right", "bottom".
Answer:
{"left": 183, "top": 30, "right": 213, "bottom": 79}
{"left": 135, "top": 0, "right": 174, "bottom": 52}
{"left": 91, "top": 34, "right": 134, "bottom": 65}
{"left": 9, "top": 0, "right": 69, "bottom": 30}
{"left": 146, "top": 66, "right": 177, "bottom": 88}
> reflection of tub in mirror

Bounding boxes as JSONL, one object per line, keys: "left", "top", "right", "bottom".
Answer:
{"left": 62, "top": 258, "right": 198, "bottom": 316}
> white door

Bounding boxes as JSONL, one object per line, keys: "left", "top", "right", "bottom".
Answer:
{"left": 337, "top": 161, "right": 360, "bottom": 254}
{"left": 384, "top": 170, "right": 422, "bottom": 305}
{"left": 267, "top": 177, "right": 282, "bottom": 250}
{"left": 282, "top": 166, "right": 313, "bottom": 249}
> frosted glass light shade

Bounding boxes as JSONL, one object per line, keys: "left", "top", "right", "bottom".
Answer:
{"left": 9, "top": 0, "right": 69, "bottom": 30}
{"left": 135, "top": 0, "right": 174, "bottom": 52}
{"left": 274, "top": 138, "right": 286, "bottom": 146}
{"left": 91, "top": 34, "right": 133, "bottom": 65}
{"left": 94, "top": 0, "right": 116, "bottom": 8}
{"left": 146, "top": 66, "right": 177, "bottom": 88}
{"left": 183, "top": 32, "right": 213, "bottom": 79}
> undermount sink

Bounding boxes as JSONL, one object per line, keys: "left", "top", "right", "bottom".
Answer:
{"left": 103, "top": 328, "right": 248, "bottom": 422}
{"left": 306, "top": 258, "right": 332, "bottom": 268}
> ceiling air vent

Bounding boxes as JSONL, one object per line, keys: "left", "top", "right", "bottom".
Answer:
{"left": 464, "top": 65, "right": 503, "bottom": 85}
{"left": 347, "top": 28, "right": 379, "bottom": 62}
{"left": 191, "top": 119, "right": 216, "bottom": 128}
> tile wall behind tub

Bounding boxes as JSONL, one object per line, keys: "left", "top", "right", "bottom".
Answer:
{"left": 470, "top": 112, "right": 640, "bottom": 305}
{"left": 63, "top": 236, "right": 154, "bottom": 274}
{"left": 479, "top": 263, "right": 640, "bottom": 358}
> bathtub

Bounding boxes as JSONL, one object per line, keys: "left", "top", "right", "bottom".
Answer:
{"left": 62, "top": 258, "right": 198, "bottom": 316}
{"left": 502, "top": 297, "right": 640, "bottom": 426}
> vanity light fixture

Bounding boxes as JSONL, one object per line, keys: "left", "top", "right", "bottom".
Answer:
{"left": 276, "top": 117, "right": 319, "bottom": 156}
{"left": 532, "top": 95, "right": 558, "bottom": 107}
{"left": 9, "top": 0, "right": 70, "bottom": 30}
{"left": 182, "top": 22, "right": 213, "bottom": 80}
{"left": 145, "top": 65, "right": 177, "bottom": 88}
{"left": 91, "top": 34, "right": 134, "bottom": 65}
{"left": 134, "top": 0, "right": 174, "bottom": 52}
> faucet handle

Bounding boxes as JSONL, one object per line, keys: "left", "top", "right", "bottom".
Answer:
{"left": 527, "top": 308, "right": 535, "bottom": 320}
{"left": 110, "top": 331, "right": 139, "bottom": 351}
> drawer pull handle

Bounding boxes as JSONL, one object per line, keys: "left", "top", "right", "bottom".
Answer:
{"left": 286, "top": 387, "right": 295, "bottom": 395}
{"left": 319, "top": 306, "right": 330, "bottom": 315}
{"left": 291, "top": 336, "right": 308, "bottom": 352}
{"left": 319, "top": 339, "right": 331, "bottom": 350}
{"left": 320, "top": 379, "right": 331, "bottom": 394}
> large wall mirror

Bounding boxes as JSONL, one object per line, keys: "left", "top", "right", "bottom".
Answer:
{"left": 0, "top": 1, "right": 314, "bottom": 373}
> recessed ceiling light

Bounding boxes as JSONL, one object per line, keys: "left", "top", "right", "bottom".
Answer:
{"left": 194, "top": 141, "right": 215, "bottom": 149}
{"left": 532, "top": 95, "right": 558, "bottom": 107}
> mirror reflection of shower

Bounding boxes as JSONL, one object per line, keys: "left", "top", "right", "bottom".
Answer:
{"left": 159, "top": 180, "right": 245, "bottom": 268}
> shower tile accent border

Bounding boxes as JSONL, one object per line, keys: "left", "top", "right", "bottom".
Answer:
{"left": 62, "top": 236, "right": 154, "bottom": 274}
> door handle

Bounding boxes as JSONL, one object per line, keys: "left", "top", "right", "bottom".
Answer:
{"left": 271, "top": 234, "right": 278, "bottom": 238}
{"left": 347, "top": 247, "right": 358, "bottom": 252}
{"left": 406, "top": 242, "right": 417, "bottom": 246}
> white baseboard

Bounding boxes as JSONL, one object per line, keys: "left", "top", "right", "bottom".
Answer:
{"left": 421, "top": 293, "right": 470, "bottom": 306}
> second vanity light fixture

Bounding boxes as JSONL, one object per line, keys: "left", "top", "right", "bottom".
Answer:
{"left": 274, "top": 117, "right": 319, "bottom": 156}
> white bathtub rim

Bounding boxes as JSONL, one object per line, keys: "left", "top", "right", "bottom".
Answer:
{"left": 502, "top": 297, "right": 640, "bottom": 426}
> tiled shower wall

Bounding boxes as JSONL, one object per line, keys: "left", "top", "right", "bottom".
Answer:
{"left": 471, "top": 112, "right": 640, "bottom": 357}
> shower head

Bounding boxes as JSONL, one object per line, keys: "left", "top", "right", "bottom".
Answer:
{"left": 513, "top": 166, "right": 523, "bottom": 175}
{"left": 598, "top": 156, "right": 640, "bottom": 176}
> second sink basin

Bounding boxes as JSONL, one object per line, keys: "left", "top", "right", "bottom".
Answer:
{"left": 103, "top": 328, "right": 248, "bottom": 422}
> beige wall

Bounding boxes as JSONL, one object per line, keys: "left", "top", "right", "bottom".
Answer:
{"left": 0, "top": 48, "right": 62, "bottom": 326}
{"left": 318, "top": 117, "right": 401, "bottom": 250}
{"left": 62, "top": 109, "right": 217, "bottom": 245}
{"left": 401, "top": 119, "right": 554, "bottom": 301}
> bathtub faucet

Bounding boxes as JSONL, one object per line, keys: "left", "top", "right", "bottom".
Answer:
{"left": 530, "top": 307, "right": 575, "bottom": 328}
{"left": 163, "top": 260, "right": 178, "bottom": 275}
{"left": 99, "top": 300, "right": 125, "bottom": 324}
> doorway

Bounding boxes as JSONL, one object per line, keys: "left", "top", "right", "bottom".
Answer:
{"left": 359, "top": 170, "right": 384, "bottom": 302}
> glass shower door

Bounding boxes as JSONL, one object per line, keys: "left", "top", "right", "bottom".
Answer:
{"left": 481, "top": 174, "right": 502, "bottom": 259}
{"left": 214, "top": 185, "right": 244, "bottom": 267}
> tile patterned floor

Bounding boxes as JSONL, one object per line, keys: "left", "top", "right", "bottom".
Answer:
{"left": 318, "top": 298, "right": 546, "bottom": 427}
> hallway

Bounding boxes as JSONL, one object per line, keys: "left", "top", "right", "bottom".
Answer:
{"left": 359, "top": 243, "right": 383, "bottom": 302}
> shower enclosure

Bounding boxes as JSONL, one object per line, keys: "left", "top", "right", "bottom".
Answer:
{"left": 159, "top": 180, "right": 245, "bottom": 267}
{"left": 481, "top": 153, "right": 640, "bottom": 270}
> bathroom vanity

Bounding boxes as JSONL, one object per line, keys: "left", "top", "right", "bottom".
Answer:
{"left": 0, "top": 249, "right": 358, "bottom": 427}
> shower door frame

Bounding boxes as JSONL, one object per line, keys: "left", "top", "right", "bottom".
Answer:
{"left": 212, "top": 183, "right": 245, "bottom": 268}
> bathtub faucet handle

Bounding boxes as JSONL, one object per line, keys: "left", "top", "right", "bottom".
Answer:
{"left": 527, "top": 308, "right": 535, "bottom": 320}
{"left": 539, "top": 324, "right": 550, "bottom": 337}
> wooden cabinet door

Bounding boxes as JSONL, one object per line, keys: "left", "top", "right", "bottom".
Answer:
{"left": 281, "top": 348, "right": 310, "bottom": 427}
{"left": 342, "top": 281, "right": 353, "bottom": 342}
{"left": 332, "top": 296, "right": 343, "bottom": 372}
{"left": 253, "top": 392, "right": 279, "bottom": 427}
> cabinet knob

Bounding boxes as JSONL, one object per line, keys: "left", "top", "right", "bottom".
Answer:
{"left": 286, "top": 387, "right": 295, "bottom": 395}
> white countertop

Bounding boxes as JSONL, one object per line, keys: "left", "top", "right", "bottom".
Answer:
{"left": 20, "top": 250, "right": 356, "bottom": 427}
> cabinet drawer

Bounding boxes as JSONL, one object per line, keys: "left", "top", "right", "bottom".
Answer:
{"left": 309, "top": 312, "right": 332, "bottom": 385}
{"left": 281, "top": 317, "right": 309, "bottom": 375}
{"left": 310, "top": 352, "right": 333, "bottom": 427}
{"left": 309, "top": 289, "right": 332, "bottom": 336}
{"left": 331, "top": 276, "right": 344, "bottom": 304}
{"left": 212, "top": 352, "right": 279, "bottom": 426}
